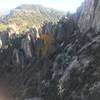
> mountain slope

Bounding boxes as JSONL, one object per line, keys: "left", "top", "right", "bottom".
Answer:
{"left": 1, "top": 4, "right": 65, "bottom": 32}
{"left": 2, "top": 0, "right": 100, "bottom": 100}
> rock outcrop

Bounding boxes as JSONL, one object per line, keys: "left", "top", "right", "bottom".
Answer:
{"left": 78, "top": 0, "right": 100, "bottom": 32}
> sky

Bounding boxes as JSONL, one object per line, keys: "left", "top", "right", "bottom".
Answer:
{"left": 0, "top": 0, "right": 84, "bottom": 14}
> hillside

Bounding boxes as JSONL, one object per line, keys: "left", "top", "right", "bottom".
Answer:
{"left": 0, "top": 4, "right": 65, "bottom": 32}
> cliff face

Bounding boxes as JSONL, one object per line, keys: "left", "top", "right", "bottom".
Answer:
{"left": 1, "top": 0, "right": 100, "bottom": 100}
{"left": 78, "top": 0, "right": 100, "bottom": 32}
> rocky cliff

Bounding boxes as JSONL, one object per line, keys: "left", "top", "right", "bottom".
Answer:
{"left": 0, "top": 0, "right": 100, "bottom": 100}
{"left": 78, "top": 0, "right": 100, "bottom": 32}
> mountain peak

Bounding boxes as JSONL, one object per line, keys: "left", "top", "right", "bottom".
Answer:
{"left": 0, "top": 4, "right": 65, "bottom": 32}
{"left": 16, "top": 4, "right": 44, "bottom": 10}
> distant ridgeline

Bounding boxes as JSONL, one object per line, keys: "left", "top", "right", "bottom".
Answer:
{"left": 0, "top": 4, "right": 65, "bottom": 33}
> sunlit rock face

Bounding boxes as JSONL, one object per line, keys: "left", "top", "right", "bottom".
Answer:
{"left": 78, "top": 0, "right": 100, "bottom": 32}
{"left": 0, "top": 31, "right": 9, "bottom": 49}
{"left": 0, "top": 39, "right": 2, "bottom": 48}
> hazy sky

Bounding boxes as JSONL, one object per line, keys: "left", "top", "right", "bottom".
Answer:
{"left": 0, "top": 0, "right": 84, "bottom": 13}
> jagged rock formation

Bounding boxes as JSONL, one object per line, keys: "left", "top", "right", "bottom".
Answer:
{"left": 78, "top": 0, "right": 100, "bottom": 32}
{"left": 1, "top": 0, "right": 100, "bottom": 100}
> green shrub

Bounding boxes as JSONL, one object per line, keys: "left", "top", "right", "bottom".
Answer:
{"left": 0, "top": 24, "right": 7, "bottom": 31}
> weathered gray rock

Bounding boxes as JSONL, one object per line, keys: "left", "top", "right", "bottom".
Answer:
{"left": 21, "top": 36, "right": 33, "bottom": 59}
{"left": 1, "top": 0, "right": 100, "bottom": 100}
{"left": 12, "top": 48, "right": 25, "bottom": 67}
{"left": 78, "top": 0, "right": 100, "bottom": 32}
